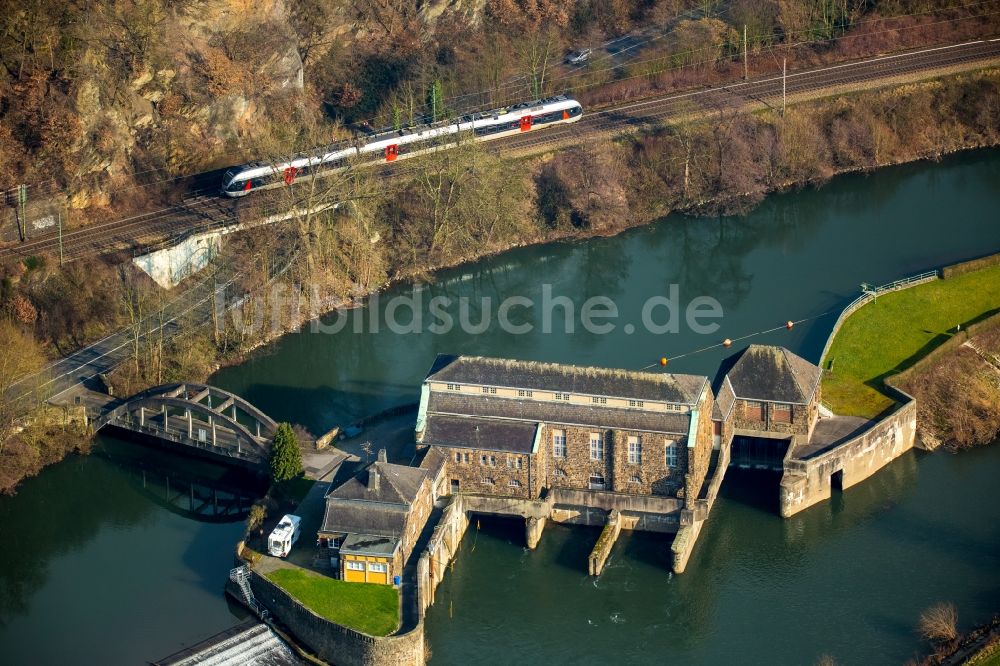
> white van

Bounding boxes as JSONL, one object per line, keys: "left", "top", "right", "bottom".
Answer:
{"left": 267, "top": 514, "right": 302, "bottom": 558}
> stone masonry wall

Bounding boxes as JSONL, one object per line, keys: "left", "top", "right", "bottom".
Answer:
{"left": 248, "top": 569, "right": 424, "bottom": 666}
{"left": 439, "top": 446, "right": 538, "bottom": 499}
{"left": 683, "top": 397, "right": 716, "bottom": 506}
{"left": 400, "top": 478, "right": 434, "bottom": 562}
{"left": 543, "top": 424, "right": 688, "bottom": 498}
{"left": 732, "top": 398, "right": 813, "bottom": 438}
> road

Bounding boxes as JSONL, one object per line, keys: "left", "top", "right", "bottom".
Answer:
{"left": 10, "top": 265, "right": 236, "bottom": 408}
{"left": 2, "top": 39, "right": 998, "bottom": 267}
{"left": 4, "top": 38, "right": 1000, "bottom": 412}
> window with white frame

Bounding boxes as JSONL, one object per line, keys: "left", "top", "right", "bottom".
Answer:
{"left": 516, "top": 457, "right": 523, "bottom": 469}
{"left": 368, "top": 562, "right": 388, "bottom": 573}
{"left": 481, "top": 477, "right": 495, "bottom": 486}
{"left": 455, "top": 452, "right": 462, "bottom": 463}
{"left": 482, "top": 386, "right": 497, "bottom": 394}
{"left": 665, "top": 439, "right": 678, "bottom": 467}
{"left": 589, "top": 433, "right": 604, "bottom": 461}
{"left": 589, "top": 474, "right": 606, "bottom": 490}
{"left": 628, "top": 435, "right": 642, "bottom": 464}
{"left": 554, "top": 392, "right": 570, "bottom": 401}
{"left": 552, "top": 430, "right": 567, "bottom": 458}
{"left": 630, "top": 474, "right": 642, "bottom": 484}
{"left": 508, "top": 479, "right": 521, "bottom": 487}
{"left": 591, "top": 396, "right": 607, "bottom": 405}
{"left": 628, "top": 399, "right": 644, "bottom": 408}
{"left": 346, "top": 561, "right": 365, "bottom": 571}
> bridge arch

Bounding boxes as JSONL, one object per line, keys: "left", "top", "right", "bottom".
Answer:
{"left": 96, "top": 383, "right": 278, "bottom": 469}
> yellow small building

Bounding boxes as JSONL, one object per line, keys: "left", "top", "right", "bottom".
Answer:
{"left": 317, "top": 453, "right": 437, "bottom": 587}
{"left": 339, "top": 535, "right": 400, "bottom": 585}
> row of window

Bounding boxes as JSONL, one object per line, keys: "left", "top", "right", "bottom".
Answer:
{"left": 481, "top": 478, "right": 522, "bottom": 487}
{"left": 440, "top": 383, "right": 689, "bottom": 412}
{"left": 345, "top": 561, "right": 388, "bottom": 573}
{"left": 453, "top": 452, "right": 524, "bottom": 469}
{"left": 551, "top": 430, "right": 679, "bottom": 466}
{"left": 745, "top": 400, "right": 793, "bottom": 423}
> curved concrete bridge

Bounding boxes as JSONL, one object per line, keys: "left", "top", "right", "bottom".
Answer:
{"left": 95, "top": 382, "right": 277, "bottom": 470}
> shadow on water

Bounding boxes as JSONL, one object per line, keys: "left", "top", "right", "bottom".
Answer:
{"left": 95, "top": 436, "right": 267, "bottom": 524}
{"left": 718, "top": 467, "right": 784, "bottom": 515}
{"left": 0, "top": 451, "right": 155, "bottom": 627}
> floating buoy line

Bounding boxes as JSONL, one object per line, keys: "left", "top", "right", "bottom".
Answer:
{"left": 640, "top": 311, "right": 836, "bottom": 370}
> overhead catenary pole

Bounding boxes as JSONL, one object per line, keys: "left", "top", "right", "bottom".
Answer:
{"left": 782, "top": 57, "right": 787, "bottom": 115}
{"left": 743, "top": 25, "right": 748, "bottom": 80}
{"left": 58, "top": 209, "right": 64, "bottom": 265}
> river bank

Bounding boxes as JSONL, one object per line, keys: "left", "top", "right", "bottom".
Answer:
{"left": 2, "top": 147, "right": 999, "bottom": 664}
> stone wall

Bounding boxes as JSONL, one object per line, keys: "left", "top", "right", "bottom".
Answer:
{"left": 247, "top": 569, "right": 424, "bottom": 666}
{"left": 542, "top": 424, "right": 688, "bottom": 498}
{"left": 400, "top": 477, "right": 434, "bottom": 562}
{"left": 439, "top": 446, "right": 538, "bottom": 498}
{"left": 779, "top": 393, "right": 917, "bottom": 517}
{"left": 731, "top": 398, "right": 813, "bottom": 439}
{"left": 683, "top": 398, "right": 715, "bottom": 508}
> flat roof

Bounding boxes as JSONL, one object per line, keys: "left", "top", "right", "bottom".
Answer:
{"left": 340, "top": 533, "right": 400, "bottom": 557}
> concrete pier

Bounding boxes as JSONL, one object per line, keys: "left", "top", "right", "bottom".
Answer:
{"left": 525, "top": 516, "right": 546, "bottom": 549}
{"left": 588, "top": 509, "right": 621, "bottom": 576}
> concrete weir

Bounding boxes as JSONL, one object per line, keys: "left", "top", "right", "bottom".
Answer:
{"left": 588, "top": 509, "right": 621, "bottom": 576}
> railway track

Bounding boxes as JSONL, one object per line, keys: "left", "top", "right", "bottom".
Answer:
{"left": 3, "top": 38, "right": 998, "bottom": 265}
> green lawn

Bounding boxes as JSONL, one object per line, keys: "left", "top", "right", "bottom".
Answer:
{"left": 265, "top": 567, "right": 399, "bottom": 636}
{"left": 822, "top": 264, "right": 1000, "bottom": 419}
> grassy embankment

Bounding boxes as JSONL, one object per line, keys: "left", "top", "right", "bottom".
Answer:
{"left": 265, "top": 568, "right": 399, "bottom": 637}
{"left": 822, "top": 264, "right": 1000, "bottom": 419}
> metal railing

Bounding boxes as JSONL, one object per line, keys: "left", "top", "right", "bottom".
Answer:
{"left": 820, "top": 270, "right": 940, "bottom": 367}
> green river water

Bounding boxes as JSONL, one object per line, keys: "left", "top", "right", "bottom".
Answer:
{"left": 0, "top": 150, "right": 998, "bottom": 664}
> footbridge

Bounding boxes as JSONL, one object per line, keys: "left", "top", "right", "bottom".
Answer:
{"left": 94, "top": 383, "right": 277, "bottom": 470}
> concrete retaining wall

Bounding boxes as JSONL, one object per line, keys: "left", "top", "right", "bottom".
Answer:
{"left": 133, "top": 228, "right": 233, "bottom": 289}
{"left": 417, "top": 496, "right": 469, "bottom": 618}
{"left": 779, "top": 395, "right": 917, "bottom": 517}
{"left": 247, "top": 569, "right": 424, "bottom": 666}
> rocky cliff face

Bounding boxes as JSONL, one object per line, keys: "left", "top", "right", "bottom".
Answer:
{"left": 3, "top": 0, "right": 486, "bottom": 211}
{"left": 65, "top": 0, "right": 307, "bottom": 208}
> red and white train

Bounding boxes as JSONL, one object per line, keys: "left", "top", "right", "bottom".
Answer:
{"left": 220, "top": 95, "right": 584, "bottom": 196}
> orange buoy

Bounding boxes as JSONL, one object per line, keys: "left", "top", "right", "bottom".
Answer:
{"left": 786, "top": 320, "right": 794, "bottom": 330}
{"left": 659, "top": 357, "right": 668, "bottom": 367}
{"left": 723, "top": 338, "right": 732, "bottom": 347}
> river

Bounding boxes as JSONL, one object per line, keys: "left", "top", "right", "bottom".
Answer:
{"left": 0, "top": 150, "right": 998, "bottom": 664}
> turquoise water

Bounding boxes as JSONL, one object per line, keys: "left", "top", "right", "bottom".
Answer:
{"left": 0, "top": 150, "right": 998, "bottom": 664}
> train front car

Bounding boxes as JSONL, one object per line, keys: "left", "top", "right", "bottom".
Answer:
{"left": 220, "top": 166, "right": 260, "bottom": 197}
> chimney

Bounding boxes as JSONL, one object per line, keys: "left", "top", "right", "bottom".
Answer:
{"left": 377, "top": 448, "right": 388, "bottom": 463}
{"left": 369, "top": 467, "right": 380, "bottom": 492}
